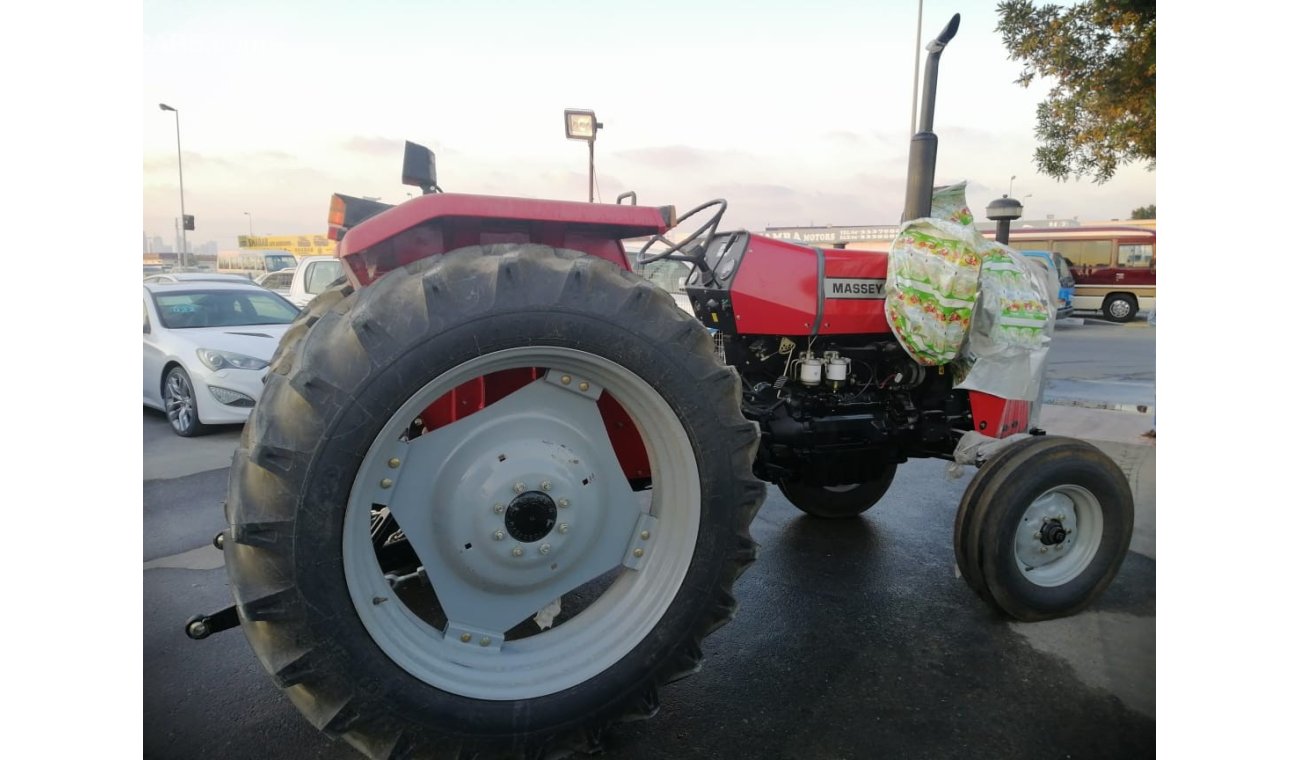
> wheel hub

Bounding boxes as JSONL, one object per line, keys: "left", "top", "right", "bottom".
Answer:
{"left": 505, "top": 491, "right": 558, "bottom": 543}
{"left": 1038, "top": 518, "right": 1068, "bottom": 546}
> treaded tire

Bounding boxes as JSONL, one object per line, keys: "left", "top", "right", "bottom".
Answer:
{"left": 959, "top": 436, "right": 1133, "bottom": 621}
{"left": 777, "top": 463, "right": 897, "bottom": 518}
{"left": 1102, "top": 294, "right": 1138, "bottom": 323}
{"left": 224, "top": 244, "right": 764, "bottom": 759}
{"left": 952, "top": 436, "right": 1046, "bottom": 602}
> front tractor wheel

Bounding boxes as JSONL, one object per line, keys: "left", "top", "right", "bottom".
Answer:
{"left": 224, "top": 244, "right": 764, "bottom": 759}
{"left": 954, "top": 436, "right": 1133, "bottom": 621}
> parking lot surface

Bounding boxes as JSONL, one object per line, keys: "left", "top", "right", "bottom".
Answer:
{"left": 144, "top": 374, "right": 1156, "bottom": 759}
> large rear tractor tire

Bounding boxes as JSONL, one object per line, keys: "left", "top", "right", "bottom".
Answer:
{"left": 954, "top": 436, "right": 1133, "bottom": 621}
{"left": 777, "top": 462, "right": 897, "bottom": 518}
{"left": 224, "top": 244, "right": 764, "bottom": 759}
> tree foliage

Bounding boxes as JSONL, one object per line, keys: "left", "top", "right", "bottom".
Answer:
{"left": 1130, "top": 204, "right": 1155, "bottom": 219}
{"left": 996, "top": 0, "right": 1155, "bottom": 183}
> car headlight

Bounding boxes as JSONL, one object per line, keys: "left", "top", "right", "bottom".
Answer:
{"left": 196, "top": 348, "right": 269, "bottom": 371}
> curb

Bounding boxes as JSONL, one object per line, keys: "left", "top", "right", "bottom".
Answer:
{"left": 1044, "top": 398, "right": 1154, "bottom": 415}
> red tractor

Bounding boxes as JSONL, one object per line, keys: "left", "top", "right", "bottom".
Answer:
{"left": 195, "top": 14, "right": 1133, "bottom": 759}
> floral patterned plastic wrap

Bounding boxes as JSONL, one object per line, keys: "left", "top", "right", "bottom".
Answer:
{"left": 885, "top": 182, "right": 1055, "bottom": 402}
{"left": 884, "top": 182, "right": 983, "bottom": 365}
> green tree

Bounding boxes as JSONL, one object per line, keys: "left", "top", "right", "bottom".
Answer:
{"left": 1130, "top": 204, "right": 1155, "bottom": 219}
{"left": 996, "top": 0, "right": 1155, "bottom": 183}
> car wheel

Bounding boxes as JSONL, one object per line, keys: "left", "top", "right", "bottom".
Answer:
{"left": 1102, "top": 294, "right": 1137, "bottom": 322}
{"left": 163, "top": 366, "right": 206, "bottom": 437}
{"left": 225, "top": 244, "right": 764, "bottom": 758}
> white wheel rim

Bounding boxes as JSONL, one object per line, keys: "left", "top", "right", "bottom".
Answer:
{"left": 1013, "top": 484, "right": 1103, "bottom": 587}
{"left": 342, "top": 346, "right": 700, "bottom": 700}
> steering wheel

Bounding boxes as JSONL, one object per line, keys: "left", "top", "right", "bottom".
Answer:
{"left": 636, "top": 199, "right": 728, "bottom": 268}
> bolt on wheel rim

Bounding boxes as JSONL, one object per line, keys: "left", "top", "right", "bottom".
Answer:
{"left": 165, "top": 372, "right": 195, "bottom": 432}
{"left": 342, "top": 347, "right": 701, "bottom": 700}
{"left": 1014, "top": 484, "right": 1103, "bottom": 587}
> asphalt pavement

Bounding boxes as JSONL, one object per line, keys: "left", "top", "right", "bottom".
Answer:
{"left": 143, "top": 320, "right": 1156, "bottom": 760}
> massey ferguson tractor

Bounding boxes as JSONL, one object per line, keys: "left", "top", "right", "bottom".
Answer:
{"left": 191, "top": 13, "right": 1133, "bottom": 759}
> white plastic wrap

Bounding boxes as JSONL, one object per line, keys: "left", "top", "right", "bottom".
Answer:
{"left": 954, "top": 241, "right": 1055, "bottom": 403}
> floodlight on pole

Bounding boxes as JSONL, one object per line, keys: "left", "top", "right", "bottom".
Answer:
{"left": 564, "top": 109, "right": 603, "bottom": 203}
{"left": 159, "top": 103, "right": 189, "bottom": 267}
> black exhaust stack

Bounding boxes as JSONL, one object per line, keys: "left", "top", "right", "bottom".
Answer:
{"left": 901, "top": 13, "right": 961, "bottom": 222}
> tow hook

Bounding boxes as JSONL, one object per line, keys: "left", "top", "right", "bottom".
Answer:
{"left": 185, "top": 605, "right": 239, "bottom": 640}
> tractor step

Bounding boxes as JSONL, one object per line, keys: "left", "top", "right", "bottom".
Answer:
{"left": 185, "top": 605, "right": 239, "bottom": 640}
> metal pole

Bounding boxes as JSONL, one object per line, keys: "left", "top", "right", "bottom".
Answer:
{"left": 909, "top": 0, "right": 924, "bottom": 136}
{"left": 171, "top": 110, "right": 189, "bottom": 267}
{"left": 996, "top": 219, "right": 1011, "bottom": 245}
{"left": 588, "top": 140, "right": 595, "bottom": 203}
{"left": 245, "top": 212, "right": 253, "bottom": 237}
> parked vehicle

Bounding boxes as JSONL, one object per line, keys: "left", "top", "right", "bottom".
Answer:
{"left": 254, "top": 267, "right": 296, "bottom": 298}
{"left": 215, "top": 249, "right": 299, "bottom": 281}
{"left": 192, "top": 15, "right": 1133, "bottom": 759}
{"left": 142, "top": 282, "right": 299, "bottom": 436}
{"left": 285, "top": 255, "right": 344, "bottom": 307}
{"left": 1020, "top": 249, "right": 1075, "bottom": 319}
{"left": 144, "top": 272, "right": 253, "bottom": 285}
{"left": 994, "top": 225, "right": 1155, "bottom": 322}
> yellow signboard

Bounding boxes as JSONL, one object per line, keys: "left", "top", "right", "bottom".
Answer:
{"left": 238, "top": 234, "right": 335, "bottom": 256}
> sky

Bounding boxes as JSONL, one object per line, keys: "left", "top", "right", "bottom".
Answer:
{"left": 142, "top": 0, "right": 1156, "bottom": 250}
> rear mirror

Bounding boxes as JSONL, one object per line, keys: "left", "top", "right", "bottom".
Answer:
{"left": 402, "top": 141, "right": 441, "bottom": 194}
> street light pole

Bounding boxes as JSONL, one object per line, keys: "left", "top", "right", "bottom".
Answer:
{"left": 244, "top": 211, "right": 253, "bottom": 238}
{"left": 159, "top": 103, "right": 188, "bottom": 268}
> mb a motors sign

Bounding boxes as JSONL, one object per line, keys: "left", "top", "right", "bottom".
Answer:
{"left": 239, "top": 234, "right": 334, "bottom": 256}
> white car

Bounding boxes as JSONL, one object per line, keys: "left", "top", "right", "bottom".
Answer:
{"left": 143, "top": 282, "right": 298, "bottom": 436}
{"left": 289, "top": 256, "right": 345, "bottom": 308}
{"left": 255, "top": 267, "right": 296, "bottom": 298}
{"left": 144, "top": 272, "right": 252, "bottom": 285}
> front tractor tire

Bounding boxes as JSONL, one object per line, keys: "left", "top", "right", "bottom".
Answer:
{"left": 953, "top": 436, "right": 1133, "bottom": 621}
{"left": 224, "top": 244, "right": 764, "bottom": 759}
{"left": 777, "top": 463, "right": 898, "bottom": 518}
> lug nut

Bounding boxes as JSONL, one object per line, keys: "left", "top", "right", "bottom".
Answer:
{"left": 388, "top": 458, "right": 401, "bottom": 468}
{"left": 479, "top": 637, "right": 491, "bottom": 647}
{"left": 493, "top": 503, "right": 505, "bottom": 514}
{"left": 1039, "top": 546, "right": 1049, "bottom": 554}
{"left": 561, "top": 375, "right": 572, "bottom": 385}
{"left": 558, "top": 523, "right": 569, "bottom": 534}
{"left": 380, "top": 478, "right": 393, "bottom": 489}
{"left": 512, "top": 547, "right": 523, "bottom": 558}
{"left": 539, "top": 544, "right": 551, "bottom": 555}
{"left": 578, "top": 381, "right": 590, "bottom": 392}
{"left": 1033, "top": 531, "right": 1042, "bottom": 540}
{"left": 493, "top": 530, "right": 504, "bottom": 541}
{"left": 541, "top": 480, "right": 552, "bottom": 491}
{"left": 640, "top": 530, "right": 651, "bottom": 540}
{"left": 513, "top": 482, "right": 525, "bottom": 494}
{"left": 558, "top": 499, "right": 569, "bottom": 508}
{"left": 633, "top": 548, "right": 644, "bottom": 558}
{"left": 460, "top": 632, "right": 472, "bottom": 643}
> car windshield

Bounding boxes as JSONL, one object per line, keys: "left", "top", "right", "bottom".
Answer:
{"left": 152, "top": 289, "right": 299, "bottom": 329}
{"left": 266, "top": 254, "right": 298, "bottom": 272}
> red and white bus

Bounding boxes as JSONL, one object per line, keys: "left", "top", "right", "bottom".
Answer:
{"left": 997, "top": 225, "right": 1155, "bottom": 322}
